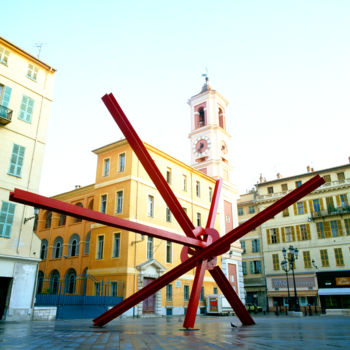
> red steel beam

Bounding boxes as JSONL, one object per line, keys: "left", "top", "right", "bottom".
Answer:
{"left": 206, "top": 178, "right": 222, "bottom": 229}
{"left": 9, "top": 189, "right": 205, "bottom": 249}
{"left": 102, "top": 93, "right": 196, "bottom": 239}
{"left": 93, "top": 175, "right": 324, "bottom": 326}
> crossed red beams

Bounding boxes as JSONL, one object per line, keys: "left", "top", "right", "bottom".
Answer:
{"left": 9, "top": 93, "right": 325, "bottom": 329}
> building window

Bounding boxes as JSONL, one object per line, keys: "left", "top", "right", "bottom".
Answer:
{"left": 334, "top": 248, "right": 344, "bottom": 266}
{"left": 166, "top": 241, "right": 172, "bottom": 263}
{"left": 281, "top": 183, "right": 288, "bottom": 192}
{"left": 0, "top": 46, "right": 10, "bottom": 65}
{"left": 97, "top": 235, "right": 104, "bottom": 259}
{"left": 52, "top": 237, "right": 63, "bottom": 259}
{"left": 196, "top": 212, "right": 201, "bottom": 227}
{"left": 166, "top": 284, "right": 173, "bottom": 301}
{"left": 213, "top": 287, "right": 218, "bottom": 294}
{"left": 320, "top": 249, "right": 329, "bottom": 267}
{"left": 339, "top": 194, "right": 348, "bottom": 208}
{"left": 252, "top": 239, "right": 260, "bottom": 253}
{"left": 0, "top": 201, "right": 16, "bottom": 238}
{"left": 184, "top": 285, "right": 190, "bottom": 301}
{"left": 300, "top": 224, "right": 309, "bottom": 240}
{"left": 40, "top": 239, "right": 48, "bottom": 259}
{"left": 200, "top": 287, "right": 205, "bottom": 301}
{"left": 303, "top": 251, "right": 311, "bottom": 268}
{"left": 267, "top": 186, "right": 273, "bottom": 194}
{"left": 68, "top": 234, "right": 80, "bottom": 257}
{"left": 282, "top": 208, "right": 289, "bottom": 217}
{"left": 116, "top": 191, "right": 123, "bottom": 214}
{"left": 248, "top": 206, "right": 255, "bottom": 214}
{"left": 316, "top": 222, "right": 325, "bottom": 239}
{"left": 313, "top": 199, "right": 321, "bottom": 212}
{"left": 166, "top": 168, "right": 172, "bottom": 184}
{"left": 297, "top": 202, "right": 305, "bottom": 215}
{"left": 209, "top": 187, "right": 213, "bottom": 202}
{"left": 285, "top": 226, "right": 293, "bottom": 242}
{"left": 59, "top": 214, "right": 66, "bottom": 226}
{"left": 250, "top": 260, "right": 262, "bottom": 274}
{"left": 337, "top": 172, "right": 345, "bottom": 183}
{"left": 345, "top": 218, "right": 350, "bottom": 235}
{"left": 100, "top": 195, "right": 107, "bottom": 214}
{"left": 113, "top": 233, "right": 120, "bottom": 258}
{"left": 18, "top": 95, "right": 34, "bottom": 123}
{"left": 196, "top": 181, "right": 200, "bottom": 197}
{"left": 240, "top": 240, "right": 246, "bottom": 254}
{"left": 166, "top": 207, "right": 171, "bottom": 222}
{"left": 118, "top": 153, "right": 125, "bottom": 172}
{"left": 147, "top": 236, "right": 153, "bottom": 260}
{"left": 111, "top": 282, "right": 118, "bottom": 296}
{"left": 270, "top": 228, "right": 279, "bottom": 244}
{"left": 182, "top": 175, "right": 187, "bottom": 191}
{"left": 198, "top": 108, "right": 205, "bottom": 127}
{"left": 73, "top": 203, "right": 83, "bottom": 223}
{"left": 27, "top": 63, "right": 38, "bottom": 81}
{"left": 242, "top": 261, "right": 247, "bottom": 275}
{"left": 238, "top": 207, "right": 244, "bottom": 216}
{"left": 84, "top": 231, "right": 91, "bottom": 255}
{"left": 326, "top": 196, "right": 335, "bottom": 212}
{"left": 45, "top": 211, "right": 52, "bottom": 229}
{"left": 323, "top": 174, "right": 331, "bottom": 183}
{"left": 95, "top": 282, "right": 101, "bottom": 296}
{"left": 330, "top": 220, "right": 340, "bottom": 237}
{"left": 103, "top": 158, "right": 110, "bottom": 176}
{"left": 8, "top": 144, "right": 25, "bottom": 177}
{"left": 65, "top": 269, "right": 76, "bottom": 294}
{"left": 295, "top": 181, "right": 302, "bottom": 188}
{"left": 147, "top": 195, "right": 154, "bottom": 217}
{"left": 272, "top": 254, "right": 279, "bottom": 270}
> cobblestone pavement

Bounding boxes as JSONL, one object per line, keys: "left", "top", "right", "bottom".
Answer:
{"left": 1, "top": 315, "right": 350, "bottom": 349}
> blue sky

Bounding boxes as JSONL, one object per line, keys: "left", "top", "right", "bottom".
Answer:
{"left": 2, "top": 0, "right": 350, "bottom": 195}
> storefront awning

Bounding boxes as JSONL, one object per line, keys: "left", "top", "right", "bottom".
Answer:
{"left": 267, "top": 290, "right": 318, "bottom": 297}
{"left": 318, "top": 288, "right": 350, "bottom": 296}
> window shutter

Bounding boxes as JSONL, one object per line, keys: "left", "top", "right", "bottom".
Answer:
{"left": 291, "top": 226, "right": 295, "bottom": 241}
{"left": 293, "top": 203, "right": 297, "bottom": 215}
{"left": 276, "top": 228, "right": 280, "bottom": 243}
{"left": 320, "top": 198, "right": 324, "bottom": 211}
{"left": 296, "top": 225, "right": 301, "bottom": 241}
{"left": 336, "top": 195, "right": 341, "bottom": 207}
{"left": 2, "top": 86, "right": 12, "bottom": 107}
{"left": 308, "top": 200, "right": 313, "bottom": 213}
{"left": 338, "top": 220, "right": 343, "bottom": 236}
{"left": 281, "top": 227, "right": 285, "bottom": 242}
{"left": 266, "top": 229, "right": 271, "bottom": 244}
{"left": 303, "top": 201, "right": 308, "bottom": 214}
{"left": 306, "top": 224, "right": 311, "bottom": 240}
{"left": 256, "top": 260, "right": 262, "bottom": 273}
{"left": 250, "top": 261, "right": 254, "bottom": 274}
{"left": 324, "top": 222, "right": 331, "bottom": 238}
{"left": 257, "top": 239, "right": 260, "bottom": 252}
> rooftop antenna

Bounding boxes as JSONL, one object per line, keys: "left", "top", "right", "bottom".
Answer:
{"left": 34, "top": 42, "right": 46, "bottom": 59}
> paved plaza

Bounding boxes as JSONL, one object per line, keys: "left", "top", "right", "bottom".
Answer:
{"left": 1, "top": 314, "right": 350, "bottom": 349}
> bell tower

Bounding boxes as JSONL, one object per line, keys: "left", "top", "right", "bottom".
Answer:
{"left": 188, "top": 77, "right": 232, "bottom": 181}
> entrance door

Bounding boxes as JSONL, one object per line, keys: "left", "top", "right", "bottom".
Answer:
{"left": 0, "top": 277, "right": 12, "bottom": 320}
{"left": 142, "top": 278, "right": 155, "bottom": 313}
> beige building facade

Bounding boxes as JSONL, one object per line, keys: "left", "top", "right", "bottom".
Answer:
{"left": 0, "top": 36, "right": 56, "bottom": 320}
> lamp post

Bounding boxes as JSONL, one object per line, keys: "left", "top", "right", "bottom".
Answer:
{"left": 281, "top": 259, "right": 291, "bottom": 312}
{"left": 282, "top": 245, "right": 299, "bottom": 312}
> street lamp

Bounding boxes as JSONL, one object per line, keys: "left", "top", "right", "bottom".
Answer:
{"left": 281, "top": 259, "right": 291, "bottom": 312}
{"left": 282, "top": 245, "right": 299, "bottom": 312}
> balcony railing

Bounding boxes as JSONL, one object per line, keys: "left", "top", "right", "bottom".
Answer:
{"left": 0, "top": 105, "right": 13, "bottom": 125}
{"left": 311, "top": 205, "right": 350, "bottom": 219}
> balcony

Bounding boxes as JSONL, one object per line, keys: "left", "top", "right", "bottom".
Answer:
{"left": 0, "top": 105, "right": 13, "bottom": 125}
{"left": 311, "top": 205, "right": 350, "bottom": 220}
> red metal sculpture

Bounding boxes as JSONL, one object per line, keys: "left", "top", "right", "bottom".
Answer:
{"left": 9, "top": 93, "right": 325, "bottom": 329}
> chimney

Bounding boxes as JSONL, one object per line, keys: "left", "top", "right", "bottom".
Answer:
{"left": 348, "top": 156, "right": 350, "bottom": 163}
{"left": 276, "top": 173, "right": 282, "bottom": 179}
{"left": 307, "top": 165, "right": 311, "bottom": 172}
{"left": 75, "top": 185, "right": 81, "bottom": 189}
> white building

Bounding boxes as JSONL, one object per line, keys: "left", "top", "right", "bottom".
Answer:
{"left": 0, "top": 36, "right": 56, "bottom": 320}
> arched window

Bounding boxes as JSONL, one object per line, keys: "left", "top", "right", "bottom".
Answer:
{"left": 45, "top": 211, "right": 52, "bottom": 229}
{"left": 218, "top": 108, "right": 225, "bottom": 129}
{"left": 49, "top": 270, "right": 60, "bottom": 294}
{"left": 84, "top": 231, "right": 91, "bottom": 255}
{"left": 65, "top": 268, "right": 76, "bottom": 294}
{"left": 68, "top": 234, "right": 80, "bottom": 257}
{"left": 198, "top": 108, "right": 205, "bottom": 127}
{"left": 52, "top": 236, "right": 63, "bottom": 259}
{"left": 37, "top": 271, "right": 44, "bottom": 294}
{"left": 88, "top": 200, "right": 94, "bottom": 210}
{"left": 74, "top": 203, "right": 83, "bottom": 223}
{"left": 59, "top": 214, "right": 66, "bottom": 226}
{"left": 40, "top": 239, "right": 48, "bottom": 260}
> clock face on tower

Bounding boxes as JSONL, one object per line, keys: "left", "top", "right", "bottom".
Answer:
{"left": 193, "top": 136, "right": 211, "bottom": 157}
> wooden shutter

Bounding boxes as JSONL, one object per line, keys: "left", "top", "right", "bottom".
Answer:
{"left": 308, "top": 200, "right": 314, "bottom": 213}
{"left": 296, "top": 225, "right": 301, "bottom": 241}
{"left": 336, "top": 195, "right": 341, "bottom": 207}
{"left": 320, "top": 198, "right": 324, "bottom": 211}
{"left": 303, "top": 201, "right": 308, "bottom": 214}
{"left": 291, "top": 226, "right": 295, "bottom": 241}
{"left": 293, "top": 203, "right": 297, "bottom": 215}
{"left": 324, "top": 222, "right": 331, "bottom": 238}
{"left": 306, "top": 224, "right": 311, "bottom": 240}
{"left": 281, "top": 227, "right": 285, "bottom": 242}
{"left": 276, "top": 228, "right": 280, "bottom": 243}
{"left": 1, "top": 86, "right": 12, "bottom": 107}
{"left": 266, "top": 229, "right": 271, "bottom": 244}
{"left": 250, "top": 261, "right": 254, "bottom": 274}
{"left": 338, "top": 220, "right": 343, "bottom": 236}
